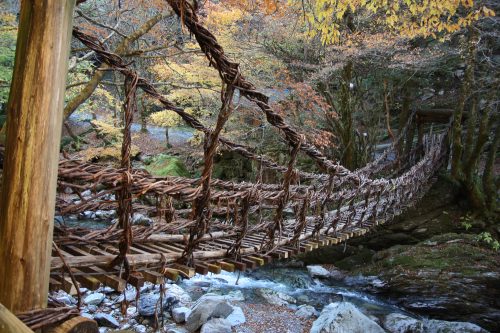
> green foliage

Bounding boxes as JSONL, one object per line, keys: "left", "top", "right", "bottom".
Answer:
{"left": 0, "top": 11, "right": 17, "bottom": 110}
{"left": 459, "top": 213, "right": 473, "bottom": 231}
{"left": 145, "top": 154, "right": 189, "bottom": 177}
{"left": 476, "top": 232, "right": 500, "bottom": 251}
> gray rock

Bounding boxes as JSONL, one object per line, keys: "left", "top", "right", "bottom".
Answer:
{"left": 114, "top": 289, "right": 137, "bottom": 303}
{"left": 185, "top": 295, "right": 234, "bottom": 332}
{"left": 55, "top": 294, "right": 76, "bottom": 306}
{"left": 81, "top": 313, "right": 93, "bottom": 320}
{"left": 84, "top": 293, "right": 105, "bottom": 305}
{"left": 138, "top": 292, "right": 178, "bottom": 317}
{"left": 383, "top": 313, "right": 424, "bottom": 333}
{"left": 295, "top": 305, "right": 317, "bottom": 319}
{"left": 126, "top": 306, "right": 137, "bottom": 317}
{"left": 307, "top": 265, "right": 330, "bottom": 278}
{"left": 82, "top": 190, "right": 92, "bottom": 198}
{"left": 134, "top": 324, "right": 147, "bottom": 333}
{"left": 165, "top": 284, "right": 192, "bottom": 306}
{"left": 98, "top": 327, "right": 108, "bottom": 333}
{"left": 95, "top": 210, "right": 116, "bottom": 220}
{"left": 226, "top": 306, "right": 245, "bottom": 326}
{"left": 86, "top": 305, "right": 98, "bottom": 313}
{"left": 172, "top": 306, "right": 191, "bottom": 324}
{"left": 424, "top": 319, "right": 488, "bottom": 333}
{"left": 132, "top": 213, "right": 153, "bottom": 226}
{"left": 93, "top": 313, "right": 119, "bottom": 328}
{"left": 311, "top": 302, "right": 385, "bottom": 333}
{"left": 200, "top": 318, "right": 232, "bottom": 333}
{"left": 256, "top": 288, "right": 296, "bottom": 306}
{"left": 166, "top": 327, "right": 189, "bottom": 333}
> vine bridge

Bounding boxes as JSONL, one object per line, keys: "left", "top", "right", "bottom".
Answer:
{"left": 49, "top": 0, "right": 450, "bottom": 298}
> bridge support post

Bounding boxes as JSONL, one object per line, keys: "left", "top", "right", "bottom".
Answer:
{"left": 0, "top": 0, "right": 75, "bottom": 313}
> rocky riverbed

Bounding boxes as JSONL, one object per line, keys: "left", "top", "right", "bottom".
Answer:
{"left": 50, "top": 260, "right": 493, "bottom": 333}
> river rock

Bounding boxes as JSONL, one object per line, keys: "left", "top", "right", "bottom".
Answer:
{"left": 226, "top": 306, "right": 246, "bottom": 326}
{"left": 94, "top": 313, "right": 119, "bottom": 328}
{"left": 134, "top": 324, "right": 147, "bottom": 333}
{"left": 185, "top": 295, "right": 234, "bottom": 332}
{"left": 311, "top": 302, "right": 385, "bottom": 333}
{"left": 172, "top": 306, "right": 191, "bottom": 323}
{"left": 307, "top": 265, "right": 330, "bottom": 278}
{"left": 138, "top": 292, "right": 178, "bottom": 317}
{"left": 423, "top": 319, "right": 488, "bottom": 333}
{"left": 114, "top": 288, "right": 137, "bottom": 303}
{"left": 200, "top": 318, "right": 232, "bottom": 333}
{"left": 165, "top": 283, "right": 192, "bottom": 306}
{"left": 256, "top": 288, "right": 296, "bottom": 306}
{"left": 295, "top": 304, "right": 317, "bottom": 319}
{"left": 84, "top": 293, "right": 105, "bottom": 305}
{"left": 383, "top": 313, "right": 424, "bottom": 333}
{"left": 132, "top": 213, "right": 153, "bottom": 226}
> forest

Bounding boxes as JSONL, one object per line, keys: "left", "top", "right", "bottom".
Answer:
{"left": 0, "top": 1, "right": 498, "bottom": 333}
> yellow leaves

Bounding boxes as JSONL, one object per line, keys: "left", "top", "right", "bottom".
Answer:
{"left": 295, "top": 0, "right": 491, "bottom": 45}
{"left": 482, "top": 6, "right": 496, "bottom": 17}
{"left": 149, "top": 109, "right": 186, "bottom": 128}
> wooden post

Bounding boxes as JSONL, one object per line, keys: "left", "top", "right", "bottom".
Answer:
{"left": 0, "top": 1, "right": 75, "bottom": 313}
{"left": 0, "top": 303, "right": 33, "bottom": 333}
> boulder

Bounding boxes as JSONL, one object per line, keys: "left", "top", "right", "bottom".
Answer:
{"left": 200, "top": 318, "right": 232, "bottom": 333}
{"left": 172, "top": 306, "right": 191, "bottom": 324}
{"left": 185, "top": 295, "right": 234, "bottom": 332}
{"left": 295, "top": 305, "right": 317, "bottom": 319}
{"left": 307, "top": 265, "right": 330, "bottom": 278}
{"left": 165, "top": 284, "right": 192, "bottom": 306}
{"left": 226, "top": 306, "right": 246, "bottom": 326}
{"left": 93, "top": 313, "right": 119, "bottom": 328}
{"left": 138, "top": 292, "right": 178, "bottom": 317}
{"left": 383, "top": 313, "right": 424, "bottom": 333}
{"left": 424, "top": 319, "right": 488, "bottom": 333}
{"left": 84, "top": 293, "right": 105, "bottom": 306}
{"left": 311, "top": 302, "right": 385, "bottom": 333}
{"left": 256, "top": 288, "right": 296, "bottom": 306}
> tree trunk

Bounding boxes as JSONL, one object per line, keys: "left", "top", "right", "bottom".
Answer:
{"left": 0, "top": 0, "right": 75, "bottom": 313}
{"left": 166, "top": 127, "right": 170, "bottom": 147}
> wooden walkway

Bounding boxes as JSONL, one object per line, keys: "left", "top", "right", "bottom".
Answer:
{"left": 50, "top": 132, "right": 447, "bottom": 293}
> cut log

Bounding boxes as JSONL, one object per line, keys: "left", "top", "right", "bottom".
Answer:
{"left": 45, "top": 316, "right": 98, "bottom": 333}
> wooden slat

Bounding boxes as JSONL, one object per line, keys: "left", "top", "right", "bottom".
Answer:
{"left": 207, "top": 263, "right": 221, "bottom": 274}
{"left": 219, "top": 261, "right": 235, "bottom": 272}
{"left": 171, "top": 264, "right": 195, "bottom": 278}
{"left": 141, "top": 270, "right": 164, "bottom": 284}
{"left": 195, "top": 263, "right": 209, "bottom": 275}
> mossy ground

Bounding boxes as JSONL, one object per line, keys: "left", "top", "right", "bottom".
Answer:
{"left": 144, "top": 154, "right": 189, "bottom": 177}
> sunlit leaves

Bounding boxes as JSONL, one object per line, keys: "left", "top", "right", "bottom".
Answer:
{"left": 288, "top": 0, "right": 495, "bottom": 44}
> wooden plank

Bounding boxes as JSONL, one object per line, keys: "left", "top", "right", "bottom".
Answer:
{"left": 163, "top": 268, "right": 180, "bottom": 281}
{"left": 207, "top": 263, "right": 221, "bottom": 274}
{"left": 225, "top": 260, "right": 246, "bottom": 271}
{"left": 74, "top": 270, "right": 101, "bottom": 290}
{"left": 53, "top": 276, "right": 78, "bottom": 295}
{"left": 49, "top": 278, "right": 62, "bottom": 292}
{"left": 81, "top": 266, "right": 126, "bottom": 292}
{"left": 248, "top": 256, "right": 265, "bottom": 266}
{"left": 128, "top": 272, "right": 145, "bottom": 289}
{"left": 171, "top": 264, "right": 195, "bottom": 278}
{"left": 219, "top": 261, "right": 235, "bottom": 272}
{"left": 141, "top": 270, "right": 164, "bottom": 284}
{"left": 241, "top": 258, "right": 257, "bottom": 270}
{"left": 195, "top": 263, "right": 209, "bottom": 275}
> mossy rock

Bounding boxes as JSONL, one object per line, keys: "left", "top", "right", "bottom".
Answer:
{"left": 145, "top": 154, "right": 189, "bottom": 177}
